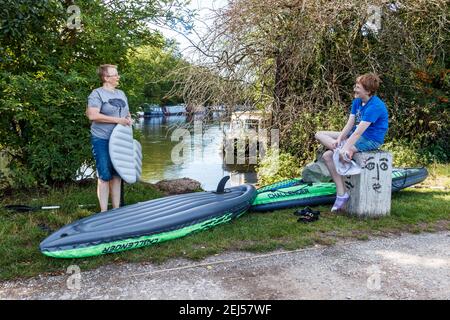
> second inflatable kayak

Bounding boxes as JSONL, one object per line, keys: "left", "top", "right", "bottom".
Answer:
{"left": 251, "top": 167, "right": 428, "bottom": 212}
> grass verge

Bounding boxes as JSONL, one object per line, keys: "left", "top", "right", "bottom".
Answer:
{"left": 0, "top": 164, "right": 448, "bottom": 281}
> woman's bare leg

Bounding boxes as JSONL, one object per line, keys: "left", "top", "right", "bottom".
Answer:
{"left": 110, "top": 176, "right": 122, "bottom": 209}
{"left": 97, "top": 179, "right": 109, "bottom": 212}
{"left": 315, "top": 131, "right": 340, "bottom": 150}
{"left": 322, "top": 150, "right": 346, "bottom": 196}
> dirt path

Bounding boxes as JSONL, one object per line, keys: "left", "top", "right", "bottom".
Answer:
{"left": 1, "top": 231, "right": 449, "bottom": 300}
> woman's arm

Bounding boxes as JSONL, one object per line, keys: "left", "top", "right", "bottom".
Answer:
{"left": 86, "top": 107, "right": 131, "bottom": 125}
{"left": 126, "top": 112, "right": 133, "bottom": 125}
{"left": 331, "top": 115, "right": 355, "bottom": 148}
{"left": 342, "top": 120, "right": 371, "bottom": 151}
{"left": 339, "top": 115, "right": 355, "bottom": 140}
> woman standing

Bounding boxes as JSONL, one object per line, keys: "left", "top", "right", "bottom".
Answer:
{"left": 86, "top": 64, "right": 132, "bottom": 212}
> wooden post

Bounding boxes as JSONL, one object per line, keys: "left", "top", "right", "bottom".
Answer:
{"left": 344, "top": 150, "right": 393, "bottom": 218}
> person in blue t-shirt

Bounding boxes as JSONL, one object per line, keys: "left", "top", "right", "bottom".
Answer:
{"left": 315, "top": 73, "right": 389, "bottom": 212}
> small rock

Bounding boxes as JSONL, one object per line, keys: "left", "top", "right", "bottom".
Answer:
{"left": 153, "top": 178, "right": 202, "bottom": 195}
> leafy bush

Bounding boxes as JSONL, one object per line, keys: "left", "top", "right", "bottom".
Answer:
{"left": 384, "top": 139, "right": 449, "bottom": 168}
{"left": 280, "top": 0, "right": 450, "bottom": 165}
{"left": 284, "top": 104, "right": 347, "bottom": 165}
{"left": 256, "top": 148, "right": 301, "bottom": 186}
{"left": 0, "top": 70, "right": 94, "bottom": 187}
{"left": 0, "top": 0, "right": 189, "bottom": 189}
{"left": 382, "top": 140, "right": 428, "bottom": 168}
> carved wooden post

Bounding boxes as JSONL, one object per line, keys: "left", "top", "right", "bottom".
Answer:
{"left": 344, "top": 151, "right": 393, "bottom": 217}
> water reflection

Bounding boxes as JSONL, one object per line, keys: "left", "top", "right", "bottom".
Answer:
{"left": 135, "top": 116, "right": 257, "bottom": 191}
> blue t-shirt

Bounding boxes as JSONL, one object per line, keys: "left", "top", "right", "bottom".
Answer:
{"left": 350, "top": 96, "right": 388, "bottom": 144}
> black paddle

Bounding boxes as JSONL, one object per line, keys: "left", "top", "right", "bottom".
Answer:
{"left": 120, "top": 178, "right": 125, "bottom": 207}
{"left": 3, "top": 204, "right": 98, "bottom": 213}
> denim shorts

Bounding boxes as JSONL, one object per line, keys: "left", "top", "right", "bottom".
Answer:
{"left": 91, "top": 136, "right": 118, "bottom": 181}
{"left": 353, "top": 135, "right": 382, "bottom": 152}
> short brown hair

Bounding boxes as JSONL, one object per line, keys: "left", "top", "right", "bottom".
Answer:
{"left": 356, "top": 73, "right": 382, "bottom": 95}
{"left": 97, "top": 64, "right": 117, "bottom": 83}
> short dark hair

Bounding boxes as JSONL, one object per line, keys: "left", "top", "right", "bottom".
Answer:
{"left": 356, "top": 73, "right": 382, "bottom": 95}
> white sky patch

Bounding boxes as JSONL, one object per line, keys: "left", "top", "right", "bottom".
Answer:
{"left": 149, "top": 0, "right": 229, "bottom": 61}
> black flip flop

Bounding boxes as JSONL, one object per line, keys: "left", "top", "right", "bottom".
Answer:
{"left": 294, "top": 207, "right": 320, "bottom": 223}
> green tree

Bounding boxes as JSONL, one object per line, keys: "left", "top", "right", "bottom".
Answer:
{"left": 124, "top": 44, "right": 187, "bottom": 107}
{"left": 0, "top": 0, "right": 191, "bottom": 188}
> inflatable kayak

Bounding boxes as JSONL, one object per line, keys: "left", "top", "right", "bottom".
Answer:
{"left": 40, "top": 177, "right": 256, "bottom": 258}
{"left": 251, "top": 167, "right": 428, "bottom": 212}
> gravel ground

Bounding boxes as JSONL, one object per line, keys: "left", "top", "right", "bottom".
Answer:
{"left": 1, "top": 231, "right": 449, "bottom": 300}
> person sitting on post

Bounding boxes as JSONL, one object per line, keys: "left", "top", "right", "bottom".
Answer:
{"left": 314, "top": 73, "right": 389, "bottom": 212}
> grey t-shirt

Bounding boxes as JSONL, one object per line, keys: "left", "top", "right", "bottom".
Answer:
{"left": 87, "top": 87, "right": 129, "bottom": 139}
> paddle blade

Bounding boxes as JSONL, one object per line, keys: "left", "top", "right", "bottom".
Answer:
{"left": 4, "top": 205, "right": 37, "bottom": 212}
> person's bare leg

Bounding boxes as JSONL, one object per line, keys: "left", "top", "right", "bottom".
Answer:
{"left": 97, "top": 179, "right": 110, "bottom": 212}
{"left": 315, "top": 131, "right": 340, "bottom": 150}
{"left": 110, "top": 176, "right": 121, "bottom": 209}
{"left": 322, "top": 150, "right": 346, "bottom": 196}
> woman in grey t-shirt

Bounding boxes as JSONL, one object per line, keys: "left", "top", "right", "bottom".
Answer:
{"left": 86, "top": 64, "right": 131, "bottom": 212}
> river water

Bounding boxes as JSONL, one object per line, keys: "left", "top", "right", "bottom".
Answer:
{"left": 135, "top": 114, "right": 257, "bottom": 191}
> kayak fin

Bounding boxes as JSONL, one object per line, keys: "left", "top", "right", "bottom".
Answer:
{"left": 215, "top": 176, "right": 230, "bottom": 194}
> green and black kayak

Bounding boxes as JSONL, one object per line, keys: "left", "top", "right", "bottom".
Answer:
{"left": 40, "top": 177, "right": 256, "bottom": 259}
{"left": 251, "top": 167, "right": 428, "bottom": 212}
